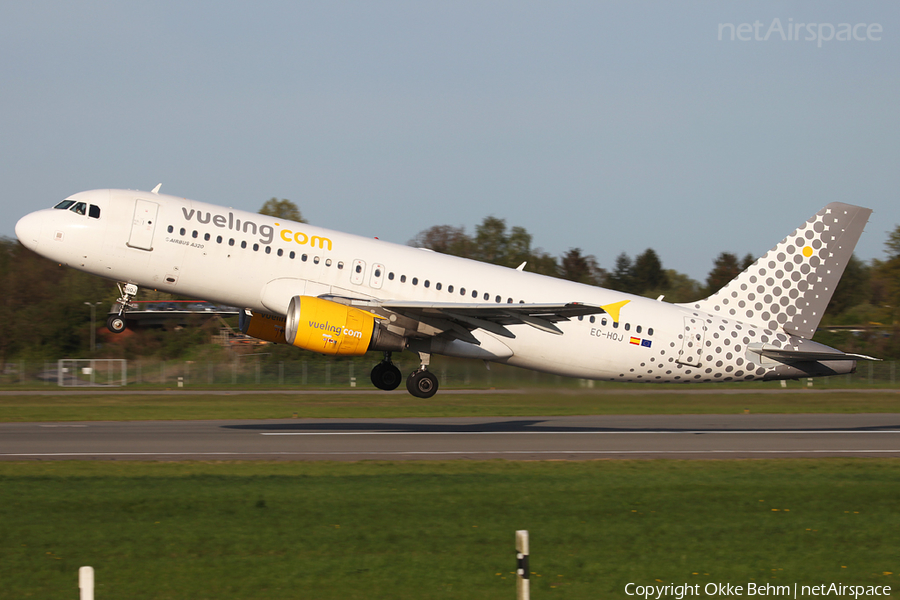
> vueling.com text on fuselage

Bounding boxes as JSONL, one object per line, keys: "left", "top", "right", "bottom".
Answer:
{"left": 181, "top": 208, "right": 333, "bottom": 250}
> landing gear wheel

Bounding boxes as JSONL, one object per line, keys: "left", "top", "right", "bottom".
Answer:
{"left": 107, "top": 315, "right": 126, "bottom": 334}
{"left": 406, "top": 370, "right": 439, "bottom": 399}
{"left": 371, "top": 362, "right": 402, "bottom": 391}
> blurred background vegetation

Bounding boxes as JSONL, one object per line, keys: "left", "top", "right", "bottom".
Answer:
{"left": 1, "top": 199, "right": 898, "bottom": 366}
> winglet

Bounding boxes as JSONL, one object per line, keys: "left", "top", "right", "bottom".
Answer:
{"left": 516, "top": 262, "right": 527, "bottom": 271}
{"left": 600, "top": 300, "right": 630, "bottom": 323}
{"left": 151, "top": 183, "right": 162, "bottom": 194}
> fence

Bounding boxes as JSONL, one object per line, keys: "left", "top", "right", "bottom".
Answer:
{"left": 1, "top": 357, "right": 898, "bottom": 389}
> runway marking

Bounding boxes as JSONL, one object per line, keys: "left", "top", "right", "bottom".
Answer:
{"left": 2, "top": 450, "right": 900, "bottom": 458}
{"left": 260, "top": 430, "right": 900, "bottom": 435}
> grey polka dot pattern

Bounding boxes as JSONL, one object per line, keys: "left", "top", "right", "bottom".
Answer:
{"left": 591, "top": 203, "right": 871, "bottom": 384}
{"left": 689, "top": 203, "right": 872, "bottom": 340}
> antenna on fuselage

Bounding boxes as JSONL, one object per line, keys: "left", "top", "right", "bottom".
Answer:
{"left": 151, "top": 183, "right": 162, "bottom": 194}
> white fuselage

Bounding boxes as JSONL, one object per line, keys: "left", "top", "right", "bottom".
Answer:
{"left": 15, "top": 188, "right": 855, "bottom": 383}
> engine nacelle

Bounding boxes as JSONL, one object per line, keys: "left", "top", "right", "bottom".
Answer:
{"left": 284, "top": 296, "right": 405, "bottom": 356}
{"left": 238, "top": 309, "right": 287, "bottom": 344}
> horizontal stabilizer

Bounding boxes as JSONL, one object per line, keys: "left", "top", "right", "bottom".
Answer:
{"left": 754, "top": 348, "right": 880, "bottom": 363}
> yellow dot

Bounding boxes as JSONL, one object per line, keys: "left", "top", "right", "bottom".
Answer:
{"left": 803, "top": 246, "right": 813, "bottom": 258}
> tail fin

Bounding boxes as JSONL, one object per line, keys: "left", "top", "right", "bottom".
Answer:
{"left": 686, "top": 202, "right": 872, "bottom": 339}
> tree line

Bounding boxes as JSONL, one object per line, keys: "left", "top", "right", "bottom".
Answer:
{"left": 0, "top": 200, "right": 897, "bottom": 362}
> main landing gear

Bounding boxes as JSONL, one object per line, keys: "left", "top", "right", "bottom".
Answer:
{"left": 107, "top": 283, "right": 138, "bottom": 334}
{"left": 369, "top": 351, "right": 440, "bottom": 398}
{"left": 370, "top": 352, "right": 402, "bottom": 391}
{"left": 406, "top": 352, "right": 439, "bottom": 399}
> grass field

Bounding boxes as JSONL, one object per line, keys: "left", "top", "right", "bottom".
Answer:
{"left": 0, "top": 389, "right": 899, "bottom": 422}
{"left": 1, "top": 460, "right": 898, "bottom": 599}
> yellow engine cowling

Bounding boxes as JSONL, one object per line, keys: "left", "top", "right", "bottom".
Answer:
{"left": 284, "top": 296, "right": 405, "bottom": 356}
{"left": 238, "top": 310, "right": 287, "bottom": 344}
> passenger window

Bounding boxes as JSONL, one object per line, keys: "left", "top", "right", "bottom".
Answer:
{"left": 265, "top": 246, "right": 271, "bottom": 254}
{"left": 589, "top": 316, "right": 595, "bottom": 323}
{"left": 253, "top": 243, "right": 259, "bottom": 251}
{"left": 88, "top": 205, "right": 100, "bottom": 219}
{"left": 447, "top": 285, "right": 453, "bottom": 293}
{"left": 168, "top": 226, "right": 174, "bottom": 233}
{"left": 277, "top": 249, "right": 283, "bottom": 257}
{"left": 217, "top": 235, "right": 223, "bottom": 243}
{"left": 290, "top": 251, "right": 296, "bottom": 259}
{"left": 412, "top": 278, "right": 418, "bottom": 285}
{"left": 401, "top": 275, "right": 407, "bottom": 283}
{"left": 495, "top": 295, "right": 501, "bottom": 303}
{"left": 204, "top": 233, "right": 210, "bottom": 241}
{"left": 648, "top": 328, "right": 654, "bottom": 336}
{"left": 337, "top": 262, "right": 343, "bottom": 269}
{"left": 325, "top": 258, "right": 331, "bottom": 266}
{"left": 228, "top": 239, "right": 235, "bottom": 246}
{"left": 241, "top": 241, "right": 247, "bottom": 249}
{"left": 180, "top": 228, "right": 186, "bottom": 236}
{"left": 314, "top": 256, "right": 320, "bottom": 264}
{"left": 192, "top": 231, "right": 198, "bottom": 239}
{"left": 636, "top": 325, "right": 642, "bottom": 334}
{"left": 625, "top": 323, "right": 630, "bottom": 331}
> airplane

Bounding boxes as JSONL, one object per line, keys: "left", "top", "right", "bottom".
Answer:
{"left": 15, "top": 186, "right": 878, "bottom": 397}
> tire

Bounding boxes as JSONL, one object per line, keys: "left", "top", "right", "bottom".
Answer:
{"left": 107, "top": 315, "right": 126, "bottom": 334}
{"left": 370, "top": 362, "right": 402, "bottom": 391}
{"left": 406, "top": 370, "right": 439, "bottom": 399}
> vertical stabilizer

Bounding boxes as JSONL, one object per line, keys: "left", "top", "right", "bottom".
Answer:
{"left": 686, "top": 203, "right": 872, "bottom": 339}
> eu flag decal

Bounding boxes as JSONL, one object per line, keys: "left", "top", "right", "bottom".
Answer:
{"left": 641, "top": 339, "right": 652, "bottom": 348}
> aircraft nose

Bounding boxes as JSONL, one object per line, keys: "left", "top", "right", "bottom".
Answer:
{"left": 15, "top": 211, "right": 43, "bottom": 251}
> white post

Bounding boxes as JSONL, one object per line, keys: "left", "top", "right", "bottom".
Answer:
{"left": 516, "top": 530, "right": 530, "bottom": 600}
{"left": 79, "top": 566, "right": 94, "bottom": 600}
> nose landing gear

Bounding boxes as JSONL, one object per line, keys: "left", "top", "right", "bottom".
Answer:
{"left": 107, "top": 283, "right": 138, "bottom": 334}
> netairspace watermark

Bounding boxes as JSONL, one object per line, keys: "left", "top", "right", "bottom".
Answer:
{"left": 718, "top": 19, "right": 883, "bottom": 47}
{"left": 626, "top": 582, "right": 892, "bottom": 600}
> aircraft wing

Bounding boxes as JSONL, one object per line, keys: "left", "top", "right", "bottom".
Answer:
{"left": 325, "top": 296, "right": 617, "bottom": 342}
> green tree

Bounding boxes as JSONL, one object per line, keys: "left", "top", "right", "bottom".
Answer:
{"left": 559, "top": 248, "right": 605, "bottom": 286}
{"left": 409, "top": 225, "right": 472, "bottom": 257}
{"left": 607, "top": 253, "right": 636, "bottom": 294}
{"left": 259, "top": 198, "right": 307, "bottom": 223}
{"left": 705, "top": 252, "right": 741, "bottom": 296}
{"left": 632, "top": 248, "right": 669, "bottom": 293}
{"left": 826, "top": 254, "right": 871, "bottom": 317}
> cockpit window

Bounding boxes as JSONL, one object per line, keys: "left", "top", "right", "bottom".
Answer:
{"left": 70, "top": 202, "right": 87, "bottom": 215}
{"left": 54, "top": 200, "right": 75, "bottom": 210}
{"left": 88, "top": 205, "right": 100, "bottom": 219}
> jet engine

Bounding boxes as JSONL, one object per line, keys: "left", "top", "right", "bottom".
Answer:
{"left": 238, "top": 310, "right": 287, "bottom": 344}
{"left": 284, "top": 296, "right": 405, "bottom": 356}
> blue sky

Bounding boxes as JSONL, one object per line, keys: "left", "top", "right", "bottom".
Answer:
{"left": 2, "top": 1, "right": 898, "bottom": 281}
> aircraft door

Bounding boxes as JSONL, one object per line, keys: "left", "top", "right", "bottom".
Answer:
{"left": 369, "top": 263, "right": 385, "bottom": 289}
{"left": 677, "top": 316, "right": 706, "bottom": 366}
{"left": 350, "top": 259, "right": 366, "bottom": 285}
{"left": 127, "top": 199, "right": 159, "bottom": 251}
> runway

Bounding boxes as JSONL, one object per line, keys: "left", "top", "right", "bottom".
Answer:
{"left": 1, "top": 413, "right": 899, "bottom": 460}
